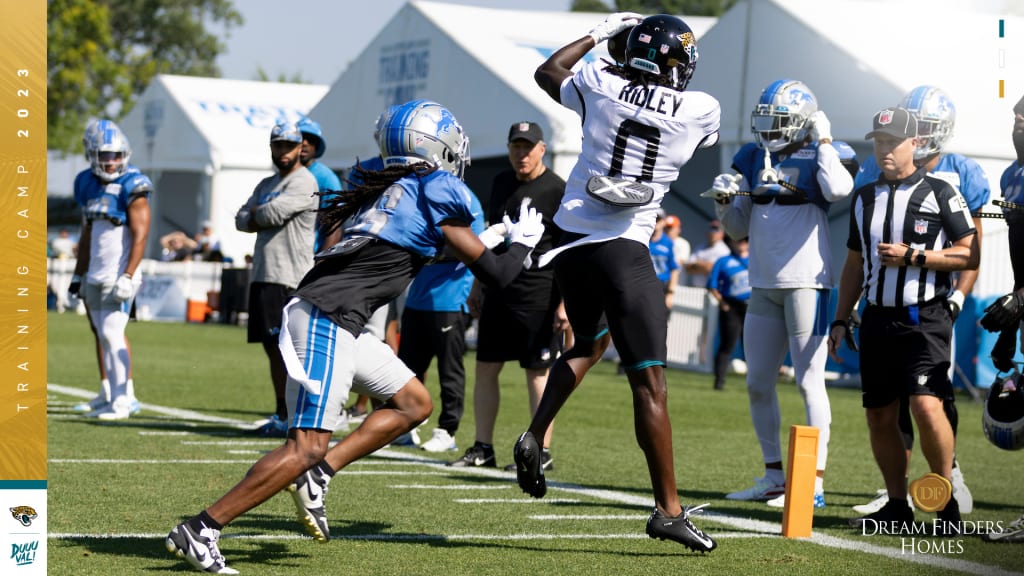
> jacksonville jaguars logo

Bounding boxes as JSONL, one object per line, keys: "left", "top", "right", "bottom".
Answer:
{"left": 677, "top": 32, "right": 698, "bottom": 62}
{"left": 10, "top": 506, "right": 37, "bottom": 527}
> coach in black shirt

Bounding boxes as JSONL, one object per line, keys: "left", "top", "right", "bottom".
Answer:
{"left": 829, "top": 107, "right": 978, "bottom": 531}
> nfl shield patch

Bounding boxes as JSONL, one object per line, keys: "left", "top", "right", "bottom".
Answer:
{"left": 879, "top": 110, "right": 894, "bottom": 125}
{"left": 914, "top": 219, "right": 928, "bottom": 234}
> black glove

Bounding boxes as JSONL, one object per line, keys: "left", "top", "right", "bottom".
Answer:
{"left": 991, "top": 328, "right": 1019, "bottom": 373}
{"left": 981, "top": 291, "right": 1024, "bottom": 332}
{"left": 68, "top": 274, "right": 82, "bottom": 298}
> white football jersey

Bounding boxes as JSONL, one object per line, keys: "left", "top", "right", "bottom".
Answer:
{"left": 555, "top": 61, "right": 720, "bottom": 246}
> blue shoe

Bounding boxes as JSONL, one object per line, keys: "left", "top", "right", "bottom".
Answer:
{"left": 253, "top": 414, "right": 288, "bottom": 438}
{"left": 766, "top": 491, "right": 826, "bottom": 509}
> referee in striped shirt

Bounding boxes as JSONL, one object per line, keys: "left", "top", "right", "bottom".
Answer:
{"left": 829, "top": 107, "right": 978, "bottom": 531}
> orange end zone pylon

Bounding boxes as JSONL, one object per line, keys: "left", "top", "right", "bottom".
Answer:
{"left": 781, "top": 425, "right": 819, "bottom": 538}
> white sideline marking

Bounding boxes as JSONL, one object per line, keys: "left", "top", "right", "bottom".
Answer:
{"left": 454, "top": 498, "right": 581, "bottom": 504}
{"left": 53, "top": 531, "right": 764, "bottom": 542}
{"left": 51, "top": 459, "right": 255, "bottom": 464}
{"left": 48, "top": 383, "right": 254, "bottom": 427}
{"left": 530, "top": 514, "right": 646, "bottom": 521}
{"left": 47, "top": 382, "right": 1024, "bottom": 576}
{"left": 389, "top": 484, "right": 510, "bottom": 490}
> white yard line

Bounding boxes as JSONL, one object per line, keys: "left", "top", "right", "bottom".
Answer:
{"left": 47, "top": 383, "right": 1024, "bottom": 576}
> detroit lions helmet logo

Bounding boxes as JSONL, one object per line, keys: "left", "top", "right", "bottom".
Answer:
{"left": 10, "top": 506, "right": 37, "bottom": 527}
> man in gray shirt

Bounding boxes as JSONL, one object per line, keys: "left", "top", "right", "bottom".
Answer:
{"left": 236, "top": 120, "right": 318, "bottom": 437}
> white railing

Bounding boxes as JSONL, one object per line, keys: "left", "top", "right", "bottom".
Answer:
{"left": 47, "top": 258, "right": 235, "bottom": 322}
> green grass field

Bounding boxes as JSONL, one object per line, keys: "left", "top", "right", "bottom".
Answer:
{"left": 46, "top": 311, "right": 1024, "bottom": 575}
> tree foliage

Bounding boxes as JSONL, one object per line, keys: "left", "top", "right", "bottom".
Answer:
{"left": 571, "top": 0, "right": 737, "bottom": 16}
{"left": 47, "top": 0, "right": 243, "bottom": 153}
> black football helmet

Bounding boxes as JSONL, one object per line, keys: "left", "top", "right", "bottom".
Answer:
{"left": 624, "top": 14, "right": 699, "bottom": 91}
{"left": 606, "top": 24, "right": 634, "bottom": 66}
{"left": 983, "top": 370, "right": 1024, "bottom": 451}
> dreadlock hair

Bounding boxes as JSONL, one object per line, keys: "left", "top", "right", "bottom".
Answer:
{"left": 602, "top": 61, "right": 680, "bottom": 91}
{"left": 317, "top": 160, "right": 438, "bottom": 237}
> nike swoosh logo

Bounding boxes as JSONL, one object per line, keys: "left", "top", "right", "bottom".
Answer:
{"left": 473, "top": 458, "right": 487, "bottom": 465}
{"left": 192, "top": 542, "right": 207, "bottom": 563}
{"left": 304, "top": 476, "right": 323, "bottom": 505}
{"left": 441, "top": 325, "right": 453, "bottom": 333}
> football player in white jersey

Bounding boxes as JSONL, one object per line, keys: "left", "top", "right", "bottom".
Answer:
{"left": 72, "top": 123, "right": 152, "bottom": 420}
{"left": 707, "top": 79, "right": 858, "bottom": 509}
{"left": 513, "top": 13, "right": 720, "bottom": 553}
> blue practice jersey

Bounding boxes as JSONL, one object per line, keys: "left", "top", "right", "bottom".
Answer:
{"left": 648, "top": 233, "right": 678, "bottom": 284}
{"left": 342, "top": 166, "right": 479, "bottom": 260}
{"left": 73, "top": 165, "right": 152, "bottom": 225}
{"left": 707, "top": 253, "right": 750, "bottom": 302}
{"left": 1000, "top": 160, "right": 1024, "bottom": 206}
{"left": 310, "top": 160, "right": 344, "bottom": 253}
{"left": 733, "top": 141, "right": 857, "bottom": 212}
{"left": 855, "top": 153, "right": 990, "bottom": 213}
{"left": 405, "top": 191, "right": 485, "bottom": 313}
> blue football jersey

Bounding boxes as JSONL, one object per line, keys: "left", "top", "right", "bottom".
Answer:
{"left": 732, "top": 141, "right": 857, "bottom": 212}
{"left": 707, "top": 253, "right": 750, "bottom": 302}
{"left": 855, "top": 153, "right": 990, "bottom": 213}
{"left": 343, "top": 166, "right": 479, "bottom": 259}
{"left": 73, "top": 165, "right": 152, "bottom": 225}
{"left": 404, "top": 190, "right": 484, "bottom": 313}
{"left": 1000, "top": 160, "right": 1024, "bottom": 206}
{"left": 310, "top": 160, "right": 344, "bottom": 253}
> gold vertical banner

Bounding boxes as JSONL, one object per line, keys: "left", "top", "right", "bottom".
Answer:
{"left": 0, "top": 1, "right": 47, "bottom": 480}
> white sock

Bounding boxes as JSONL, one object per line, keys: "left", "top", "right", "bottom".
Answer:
{"left": 765, "top": 468, "right": 785, "bottom": 485}
{"left": 100, "top": 379, "right": 111, "bottom": 402}
{"left": 126, "top": 378, "right": 135, "bottom": 399}
{"left": 815, "top": 476, "right": 824, "bottom": 493}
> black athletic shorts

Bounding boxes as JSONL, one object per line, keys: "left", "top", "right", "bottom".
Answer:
{"left": 476, "top": 297, "right": 562, "bottom": 369}
{"left": 858, "top": 299, "right": 955, "bottom": 408}
{"left": 247, "top": 282, "right": 292, "bottom": 344}
{"left": 553, "top": 237, "right": 666, "bottom": 369}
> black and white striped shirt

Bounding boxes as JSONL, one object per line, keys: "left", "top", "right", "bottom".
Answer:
{"left": 848, "top": 170, "right": 976, "bottom": 307}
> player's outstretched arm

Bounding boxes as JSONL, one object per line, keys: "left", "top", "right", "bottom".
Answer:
{"left": 441, "top": 202, "right": 545, "bottom": 289}
{"left": 535, "top": 12, "right": 642, "bottom": 102}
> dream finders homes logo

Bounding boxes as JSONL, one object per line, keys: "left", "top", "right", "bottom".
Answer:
{"left": 860, "top": 519, "right": 1006, "bottom": 554}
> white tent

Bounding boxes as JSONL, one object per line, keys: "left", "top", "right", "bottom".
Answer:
{"left": 311, "top": 0, "right": 716, "bottom": 204}
{"left": 690, "top": 0, "right": 1023, "bottom": 294}
{"left": 118, "top": 74, "right": 329, "bottom": 263}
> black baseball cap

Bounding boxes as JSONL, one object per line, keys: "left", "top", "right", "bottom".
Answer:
{"left": 865, "top": 107, "right": 917, "bottom": 140}
{"left": 508, "top": 121, "right": 544, "bottom": 144}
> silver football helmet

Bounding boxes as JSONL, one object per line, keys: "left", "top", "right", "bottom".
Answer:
{"left": 751, "top": 79, "right": 818, "bottom": 152}
{"left": 89, "top": 124, "right": 132, "bottom": 182}
{"left": 900, "top": 85, "right": 955, "bottom": 160}
{"left": 983, "top": 370, "right": 1024, "bottom": 451}
{"left": 82, "top": 119, "right": 121, "bottom": 161}
{"left": 374, "top": 99, "right": 470, "bottom": 179}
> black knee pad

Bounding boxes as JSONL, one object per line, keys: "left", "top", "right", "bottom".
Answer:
{"left": 943, "top": 397, "right": 958, "bottom": 436}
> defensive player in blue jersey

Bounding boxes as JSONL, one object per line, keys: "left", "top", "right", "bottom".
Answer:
{"left": 68, "top": 120, "right": 142, "bottom": 417}
{"left": 851, "top": 86, "right": 986, "bottom": 516}
{"left": 708, "top": 79, "right": 858, "bottom": 509}
{"left": 71, "top": 122, "right": 151, "bottom": 421}
{"left": 166, "top": 100, "right": 545, "bottom": 575}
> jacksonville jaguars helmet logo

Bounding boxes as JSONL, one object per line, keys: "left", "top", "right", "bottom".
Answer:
{"left": 11, "top": 506, "right": 38, "bottom": 527}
